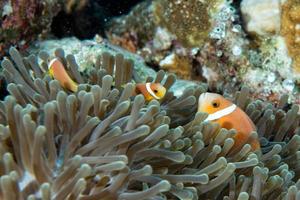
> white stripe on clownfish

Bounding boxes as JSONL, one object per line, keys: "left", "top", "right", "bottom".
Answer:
{"left": 146, "top": 82, "right": 160, "bottom": 99}
{"left": 204, "top": 104, "right": 237, "bottom": 122}
{"left": 48, "top": 58, "right": 59, "bottom": 69}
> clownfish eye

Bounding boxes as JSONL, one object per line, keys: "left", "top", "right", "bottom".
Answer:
{"left": 212, "top": 100, "right": 220, "bottom": 108}
{"left": 153, "top": 89, "right": 158, "bottom": 93}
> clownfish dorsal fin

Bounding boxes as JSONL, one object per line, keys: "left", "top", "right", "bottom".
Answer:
{"left": 204, "top": 104, "right": 237, "bottom": 122}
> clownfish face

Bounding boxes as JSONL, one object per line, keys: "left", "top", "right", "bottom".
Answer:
{"left": 136, "top": 83, "right": 167, "bottom": 101}
{"left": 148, "top": 83, "right": 166, "bottom": 100}
{"left": 198, "top": 93, "right": 233, "bottom": 115}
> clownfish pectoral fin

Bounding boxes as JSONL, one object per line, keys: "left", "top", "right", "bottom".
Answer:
{"left": 221, "top": 121, "right": 233, "bottom": 130}
{"left": 48, "top": 67, "right": 54, "bottom": 78}
{"left": 64, "top": 81, "right": 78, "bottom": 93}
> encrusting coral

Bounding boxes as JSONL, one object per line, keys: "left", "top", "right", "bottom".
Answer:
{"left": 0, "top": 47, "right": 299, "bottom": 199}
{"left": 152, "top": 0, "right": 219, "bottom": 47}
{"left": 281, "top": 0, "right": 300, "bottom": 72}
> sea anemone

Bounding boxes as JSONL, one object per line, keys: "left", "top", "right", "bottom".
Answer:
{"left": 0, "top": 47, "right": 299, "bottom": 199}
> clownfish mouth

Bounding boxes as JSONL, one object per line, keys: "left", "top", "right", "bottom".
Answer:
{"left": 204, "top": 104, "right": 237, "bottom": 122}
{"left": 199, "top": 93, "right": 207, "bottom": 103}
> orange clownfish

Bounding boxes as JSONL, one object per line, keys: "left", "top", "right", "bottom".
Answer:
{"left": 198, "top": 93, "right": 260, "bottom": 152}
{"left": 135, "top": 83, "right": 166, "bottom": 101}
{"left": 48, "top": 58, "right": 78, "bottom": 92}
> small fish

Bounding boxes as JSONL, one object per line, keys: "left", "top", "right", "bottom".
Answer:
{"left": 198, "top": 92, "right": 260, "bottom": 152}
{"left": 48, "top": 58, "right": 78, "bottom": 92}
{"left": 135, "top": 82, "right": 166, "bottom": 101}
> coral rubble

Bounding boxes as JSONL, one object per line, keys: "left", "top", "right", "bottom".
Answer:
{"left": 0, "top": 46, "right": 299, "bottom": 199}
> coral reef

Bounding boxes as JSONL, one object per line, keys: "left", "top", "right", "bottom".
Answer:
{"left": 0, "top": 45, "right": 299, "bottom": 199}
{"left": 106, "top": 0, "right": 300, "bottom": 104}
{"left": 0, "top": 0, "right": 60, "bottom": 56}
{"left": 281, "top": 0, "right": 300, "bottom": 72}
{"left": 106, "top": 0, "right": 226, "bottom": 48}
{"left": 107, "top": 0, "right": 245, "bottom": 81}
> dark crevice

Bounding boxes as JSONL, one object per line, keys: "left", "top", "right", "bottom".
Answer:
{"left": 51, "top": 0, "right": 143, "bottom": 39}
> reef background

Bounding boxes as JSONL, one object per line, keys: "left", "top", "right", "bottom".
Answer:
{"left": 0, "top": 0, "right": 300, "bottom": 199}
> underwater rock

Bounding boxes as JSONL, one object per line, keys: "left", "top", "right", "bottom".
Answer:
{"left": 240, "top": 0, "right": 281, "bottom": 36}
{"left": 240, "top": 0, "right": 300, "bottom": 74}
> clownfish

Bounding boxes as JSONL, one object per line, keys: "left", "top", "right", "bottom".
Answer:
{"left": 48, "top": 58, "right": 78, "bottom": 92}
{"left": 198, "top": 92, "right": 260, "bottom": 152}
{"left": 135, "top": 83, "right": 166, "bottom": 101}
